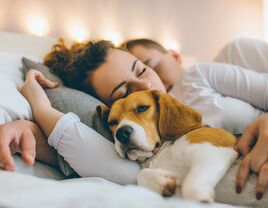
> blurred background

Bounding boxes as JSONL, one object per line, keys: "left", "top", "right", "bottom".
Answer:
{"left": 0, "top": 0, "right": 265, "bottom": 61}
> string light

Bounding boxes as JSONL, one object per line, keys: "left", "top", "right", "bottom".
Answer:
{"left": 25, "top": 15, "right": 48, "bottom": 37}
{"left": 102, "top": 31, "right": 123, "bottom": 46}
{"left": 68, "top": 23, "right": 89, "bottom": 43}
{"left": 23, "top": 13, "right": 180, "bottom": 51}
{"left": 162, "top": 40, "right": 181, "bottom": 51}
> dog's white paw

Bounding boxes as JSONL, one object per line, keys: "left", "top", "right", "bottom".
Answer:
{"left": 137, "top": 168, "right": 176, "bottom": 197}
{"left": 182, "top": 185, "right": 215, "bottom": 203}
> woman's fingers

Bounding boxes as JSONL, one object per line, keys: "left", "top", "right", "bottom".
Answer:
{"left": 27, "top": 69, "right": 58, "bottom": 89}
{"left": 248, "top": 120, "right": 268, "bottom": 172}
{"left": 236, "top": 154, "right": 250, "bottom": 193}
{"left": 256, "top": 161, "right": 268, "bottom": 200}
{"left": 20, "top": 129, "right": 36, "bottom": 165}
{"left": 249, "top": 140, "right": 268, "bottom": 173}
{"left": 236, "top": 123, "right": 258, "bottom": 156}
{"left": 36, "top": 73, "right": 58, "bottom": 88}
{"left": 236, "top": 114, "right": 268, "bottom": 199}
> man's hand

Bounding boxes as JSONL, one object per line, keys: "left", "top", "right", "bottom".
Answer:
{"left": 236, "top": 113, "right": 268, "bottom": 200}
{"left": 0, "top": 120, "right": 36, "bottom": 171}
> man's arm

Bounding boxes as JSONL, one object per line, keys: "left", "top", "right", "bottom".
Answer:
{"left": 198, "top": 63, "right": 268, "bottom": 111}
{"left": 0, "top": 119, "right": 58, "bottom": 171}
{"left": 30, "top": 120, "right": 58, "bottom": 167}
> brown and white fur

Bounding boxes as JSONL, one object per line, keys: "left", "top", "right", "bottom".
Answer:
{"left": 97, "top": 90, "right": 238, "bottom": 203}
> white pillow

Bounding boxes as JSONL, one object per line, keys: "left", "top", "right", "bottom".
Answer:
{"left": 0, "top": 51, "right": 40, "bottom": 87}
{"left": 0, "top": 72, "right": 32, "bottom": 124}
{"left": 0, "top": 51, "right": 39, "bottom": 124}
{"left": 0, "top": 51, "right": 65, "bottom": 179}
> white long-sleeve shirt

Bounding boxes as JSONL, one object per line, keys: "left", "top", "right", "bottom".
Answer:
{"left": 169, "top": 38, "right": 268, "bottom": 134}
{"left": 170, "top": 63, "right": 266, "bottom": 134}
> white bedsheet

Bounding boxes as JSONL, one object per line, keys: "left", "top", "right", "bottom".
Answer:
{"left": 0, "top": 170, "right": 241, "bottom": 208}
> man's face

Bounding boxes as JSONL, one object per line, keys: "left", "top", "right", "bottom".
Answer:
{"left": 128, "top": 45, "right": 183, "bottom": 92}
{"left": 90, "top": 49, "right": 166, "bottom": 106}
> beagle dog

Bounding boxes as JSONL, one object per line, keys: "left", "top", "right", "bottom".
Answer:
{"left": 97, "top": 90, "right": 238, "bottom": 203}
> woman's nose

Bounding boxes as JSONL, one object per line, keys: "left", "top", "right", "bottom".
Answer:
{"left": 129, "top": 80, "right": 152, "bottom": 93}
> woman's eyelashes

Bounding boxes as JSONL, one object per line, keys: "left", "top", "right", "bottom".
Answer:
{"left": 122, "top": 88, "right": 130, "bottom": 98}
{"left": 137, "top": 67, "right": 146, "bottom": 77}
{"left": 118, "top": 67, "right": 147, "bottom": 99}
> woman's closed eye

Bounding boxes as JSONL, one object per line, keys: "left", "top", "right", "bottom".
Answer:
{"left": 115, "top": 67, "right": 147, "bottom": 100}
{"left": 122, "top": 88, "right": 130, "bottom": 98}
{"left": 120, "top": 68, "right": 147, "bottom": 99}
{"left": 137, "top": 68, "right": 146, "bottom": 77}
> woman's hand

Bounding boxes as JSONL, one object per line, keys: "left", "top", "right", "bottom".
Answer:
{"left": 236, "top": 113, "right": 268, "bottom": 200}
{"left": 20, "top": 69, "right": 58, "bottom": 116}
{"left": 21, "top": 69, "right": 64, "bottom": 137}
{"left": 0, "top": 120, "right": 37, "bottom": 171}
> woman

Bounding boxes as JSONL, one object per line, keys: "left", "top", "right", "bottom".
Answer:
{"left": 1, "top": 39, "right": 268, "bottom": 198}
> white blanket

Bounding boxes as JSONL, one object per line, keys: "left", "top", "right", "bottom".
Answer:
{"left": 0, "top": 169, "right": 240, "bottom": 208}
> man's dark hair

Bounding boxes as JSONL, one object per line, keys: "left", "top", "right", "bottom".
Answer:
{"left": 44, "top": 39, "right": 115, "bottom": 97}
{"left": 120, "top": 38, "right": 167, "bottom": 53}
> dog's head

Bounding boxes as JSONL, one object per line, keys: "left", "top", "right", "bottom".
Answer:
{"left": 97, "top": 90, "right": 202, "bottom": 162}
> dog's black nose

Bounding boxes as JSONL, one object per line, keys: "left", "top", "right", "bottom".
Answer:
{"left": 116, "top": 125, "right": 133, "bottom": 144}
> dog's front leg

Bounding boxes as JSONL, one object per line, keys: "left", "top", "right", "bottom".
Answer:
{"left": 137, "top": 168, "right": 176, "bottom": 196}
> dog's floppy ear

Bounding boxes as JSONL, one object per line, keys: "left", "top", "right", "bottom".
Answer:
{"left": 151, "top": 90, "right": 202, "bottom": 141}
{"left": 96, "top": 104, "right": 110, "bottom": 128}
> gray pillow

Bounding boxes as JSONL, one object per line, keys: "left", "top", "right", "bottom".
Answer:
{"left": 21, "top": 58, "right": 63, "bottom": 86}
{"left": 22, "top": 57, "right": 112, "bottom": 141}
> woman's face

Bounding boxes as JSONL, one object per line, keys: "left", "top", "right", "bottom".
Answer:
{"left": 90, "top": 49, "right": 166, "bottom": 106}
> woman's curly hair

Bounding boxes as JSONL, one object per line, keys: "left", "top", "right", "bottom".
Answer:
{"left": 44, "top": 39, "right": 115, "bottom": 97}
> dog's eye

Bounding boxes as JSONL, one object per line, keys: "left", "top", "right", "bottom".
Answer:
{"left": 136, "top": 105, "right": 150, "bottom": 113}
{"left": 108, "top": 120, "right": 118, "bottom": 127}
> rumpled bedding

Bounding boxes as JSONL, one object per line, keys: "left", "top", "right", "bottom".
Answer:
{"left": 0, "top": 165, "right": 240, "bottom": 208}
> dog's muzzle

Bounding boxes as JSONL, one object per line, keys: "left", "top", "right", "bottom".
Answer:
{"left": 115, "top": 125, "right": 133, "bottom": 145}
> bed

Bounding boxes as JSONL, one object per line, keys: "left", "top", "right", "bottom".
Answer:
{"left": 0, "top": 31, "right": 262, "bottom": 208}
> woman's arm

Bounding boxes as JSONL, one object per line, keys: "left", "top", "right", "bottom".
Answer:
{"left": 20, "top": 69, "right": 63, "bottom": 136}
{"left": 21, "top": 69, "right": 140, "bottom": 183}
{"left": 48, "top": 112, "right": 140, "bottom": 184}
